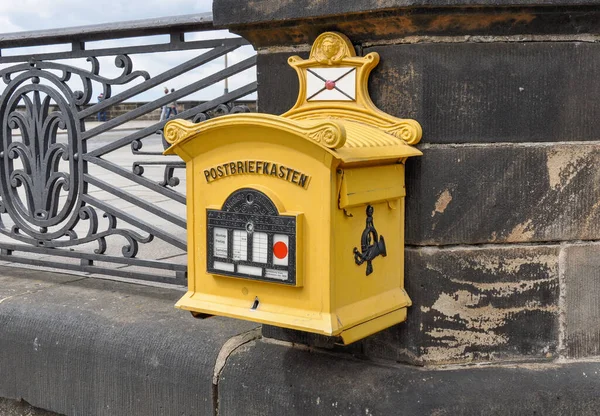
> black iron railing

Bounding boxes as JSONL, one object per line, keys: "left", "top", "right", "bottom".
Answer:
{"left": 0, "top": 14, "right": 257, "bottom": 285}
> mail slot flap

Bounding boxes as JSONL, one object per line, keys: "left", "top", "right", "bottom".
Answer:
{"left": 338, "top": 164, "right": 405, "bottom": 209}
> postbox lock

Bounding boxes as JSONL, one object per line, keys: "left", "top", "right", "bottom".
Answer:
{"left": 353, "top": 205, "right": 387, "bottom": 276}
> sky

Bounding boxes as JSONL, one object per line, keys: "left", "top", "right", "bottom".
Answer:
{"left": 0, "top": 1, "right": 214, "bottom": 31}
{"left": 0, "top": 0, "right": 257, "bottom": 103}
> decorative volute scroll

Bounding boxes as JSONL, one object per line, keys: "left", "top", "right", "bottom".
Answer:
{"left": 164, "top": 113, "right": 348, "bottom": 159}
{"left": 283, "top": 31, "right": 423, "bottom": 147}
{"left": 164, "top": 119, "right": 202, "bottom": 147}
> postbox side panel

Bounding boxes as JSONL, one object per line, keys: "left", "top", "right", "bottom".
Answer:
{"left": 332, "top": 163, "right": 410, "bottom": 333}
{"left": 177, "top": 127, "right": 338, "bottom": 334}
{"left": 185, "top": 158, "right": 197, "bottom": 294}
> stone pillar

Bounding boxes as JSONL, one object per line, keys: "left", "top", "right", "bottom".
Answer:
{"left": 213, "top": 0, "right": 600, "bottom": 365}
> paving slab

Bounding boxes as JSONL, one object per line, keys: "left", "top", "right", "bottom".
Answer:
{"left": 0, "top": 266, "right": 83, "bottom": 300}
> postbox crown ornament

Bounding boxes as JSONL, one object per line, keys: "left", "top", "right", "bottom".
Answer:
{"left": 163, "top": 32, "right": 423, "bottom": 345}
{"left": 282, "top": 31, "right": 422, "bottom": 147}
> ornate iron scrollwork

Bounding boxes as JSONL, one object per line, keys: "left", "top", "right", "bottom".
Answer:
{"left": 0, "top": 25, "right": 255, "bottom": 284}
{"left": 353, "top": 205, "right": 387, "bottom": 276}
{"left": 0, "top": 57, "right": 153, "bottom": 257}
{"left": 0, "top": 75, "right": 82, "bottom": 243}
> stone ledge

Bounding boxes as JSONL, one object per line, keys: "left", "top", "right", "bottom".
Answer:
{"left": 214, "top": 1, "right": 600, "bottom": 47}
{"left": 366, "top": 245, "right": 560, "bottom": 364}
{"left": 3, "top": 266, "right": 600, "bottom": 415}
{"left": 214, "top": 0, "right": 600, "bottom": 26}
{"left": 0, "top": 267, "right": 258, "bottom": 416}
{"left": 219, "top": 339, "right": 600, "bottom": 415}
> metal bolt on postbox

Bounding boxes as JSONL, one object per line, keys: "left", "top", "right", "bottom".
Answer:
{"left": 164, "top": 32, "right": 423, "bottom": 345}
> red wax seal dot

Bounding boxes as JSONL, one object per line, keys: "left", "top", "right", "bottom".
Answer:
{"left": 273, "top": 241, "right": 288, "bottom": 259}
{"left": 325, "top": 80, "right": 336, "bottom": 90}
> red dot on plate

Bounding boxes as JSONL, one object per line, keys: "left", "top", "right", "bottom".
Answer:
{"left": 273, "top": 241, "right": 288, "bottom": 259}
{"left": 325, "top": 80, "right": 336, "bottom": 90}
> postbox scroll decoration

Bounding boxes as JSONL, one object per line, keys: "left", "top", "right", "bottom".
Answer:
{"left": 164, "top": 31, "right": 423, "bottom": 345}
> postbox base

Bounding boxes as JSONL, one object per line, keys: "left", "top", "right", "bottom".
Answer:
{"left": 175, "top": 291, "right": 409, "bottom": 344}
{"left": 338, "top": 308, "right": 407, "bottom": 345}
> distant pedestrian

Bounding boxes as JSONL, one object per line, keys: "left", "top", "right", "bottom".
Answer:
{"left": 97, "top": 93, "right": 107, "bottom": 122}
{"left": 159, "top": 87, "right": 169, "bottom": 121}
{"left": 165, "top": 88, "right": 178, "bottom": 119}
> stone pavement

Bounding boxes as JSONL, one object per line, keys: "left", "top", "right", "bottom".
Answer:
{"left": 85, "top": 119, "right": 158, "bottom": 131}
{"left": 10, "top": 119, "right": 158, "bottom": 136}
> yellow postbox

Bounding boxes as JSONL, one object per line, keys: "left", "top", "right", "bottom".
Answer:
{"left": 164, "top": 32, "right": 422, "bottom": 344}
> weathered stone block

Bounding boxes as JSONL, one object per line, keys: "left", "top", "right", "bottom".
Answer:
{"left": 367, "top": 42, "right": 600, "bottom": 144}
{"left": 365, "top": 246, "right": 560, "bottom": 364}
{"left": 564, "top": 244, "right": 600, "bottom": 358}
{"left": 257, "top": 51, "right": 305, "bottom": 115}
{"left": 258, "top": 43, "right": 600, "bottom": 146}
{"left": 405, "top": 144, "right": 600, "bottom": 245}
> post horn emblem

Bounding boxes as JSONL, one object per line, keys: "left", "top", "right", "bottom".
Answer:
{"left": 353, "top": 205, "right": 386, "bottom": 276}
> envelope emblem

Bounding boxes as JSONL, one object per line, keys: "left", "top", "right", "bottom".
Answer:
{"left": 306, "top": 67, "right": 356, "bottom": 102}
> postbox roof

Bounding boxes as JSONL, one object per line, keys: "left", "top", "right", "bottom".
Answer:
{"left": 334, "top": 118, "right": 422, "bottom": 162}
{"left": 163, "top": 113, "right": 421, "bottom": 166}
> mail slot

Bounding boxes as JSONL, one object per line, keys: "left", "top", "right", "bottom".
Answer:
{"left": 164, "top": 31, "right": 423, "bottom": 344}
